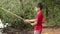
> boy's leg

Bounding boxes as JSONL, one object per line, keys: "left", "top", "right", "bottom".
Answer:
{"left": 40, "top": 30, "right": 42, "bottom": 34}
{"left": 34, "top": 30, "right": 42, "bottom": 34}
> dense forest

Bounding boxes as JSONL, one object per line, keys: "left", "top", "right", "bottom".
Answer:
{"left": 0, "top": 0, "right": 60, "bottom": 30}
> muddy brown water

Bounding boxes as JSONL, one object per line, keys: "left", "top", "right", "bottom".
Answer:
{"left": 2, "top": 27, "right": 60, "bottom": 34}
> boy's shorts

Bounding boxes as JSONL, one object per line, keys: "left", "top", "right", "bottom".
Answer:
{"left": 34, "top": 30, "right": 42, "bottom": 34}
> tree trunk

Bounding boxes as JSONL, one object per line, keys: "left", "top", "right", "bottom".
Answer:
{"left": 20, "top": 0, "right": 23, "bottom": 9}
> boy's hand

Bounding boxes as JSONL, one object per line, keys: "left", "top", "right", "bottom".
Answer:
{"left": 31, "top": 23, "right": 34, "bottom": 26}
{"left": 24, "top": 19, "right": 30, "bottom": 23}
{"left": 31, "top": 22, "right": 37, "bottom": 26}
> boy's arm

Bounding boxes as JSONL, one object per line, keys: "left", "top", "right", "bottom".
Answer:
{"left": 30, "top": 18, "right": 38, "bottom": 26}
{"left": 24, "top": 19, "right": 35, "bottom": 23}
{"left": 24, "top": 19, "right": 37, "bottom": 26}
{"left": 31, "top": 22, "right": 37, "bottom": 26}
{"left": 28, "top": 19, "right": 35, "bottom": 22}
{"left": 31, "top": 13, "right": 40, "bottom": 26}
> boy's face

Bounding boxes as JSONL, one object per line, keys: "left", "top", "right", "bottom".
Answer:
{"left": 35, "top": 7, "right": 40, "bottom": 12}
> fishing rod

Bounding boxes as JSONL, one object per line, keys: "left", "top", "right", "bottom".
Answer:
{"left": 0, "top": 7, "right": 27, "bottom": 23}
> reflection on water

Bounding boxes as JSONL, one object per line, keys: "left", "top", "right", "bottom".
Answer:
{"left": 0, "top": 19, "right": 4, "bottom": 28}
{"left": 0, "top": 19, "right": 4, "bottom": 34}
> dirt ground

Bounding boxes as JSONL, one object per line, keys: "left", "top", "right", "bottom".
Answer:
{"left": 42, "top": 28, "right": 60, "bottom": 34}
{"left": 27, "top": 28, "right": 60, "bottom": 34}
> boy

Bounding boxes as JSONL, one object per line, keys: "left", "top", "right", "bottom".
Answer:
{"left": 25, "top": 3, "right": 43, "bottom": 34}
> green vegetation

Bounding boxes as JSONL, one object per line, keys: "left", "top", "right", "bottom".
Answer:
{"left": 0, "top": 0, "right": 60, "bottom": 30}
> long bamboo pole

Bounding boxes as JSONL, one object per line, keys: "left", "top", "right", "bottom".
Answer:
{"left": 0, "top": 7, "right": 25, "bottom": 21}
{"left": 0, "top": 7, "right": 31, "bottom": 23}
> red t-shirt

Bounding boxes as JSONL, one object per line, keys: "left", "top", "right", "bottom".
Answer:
{"left": 34, "top": 11, "right": 43, "bottom": 30}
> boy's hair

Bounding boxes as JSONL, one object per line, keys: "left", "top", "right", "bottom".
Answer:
{"left": 36, "top": 3, "right": 43, "bottom": 10}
